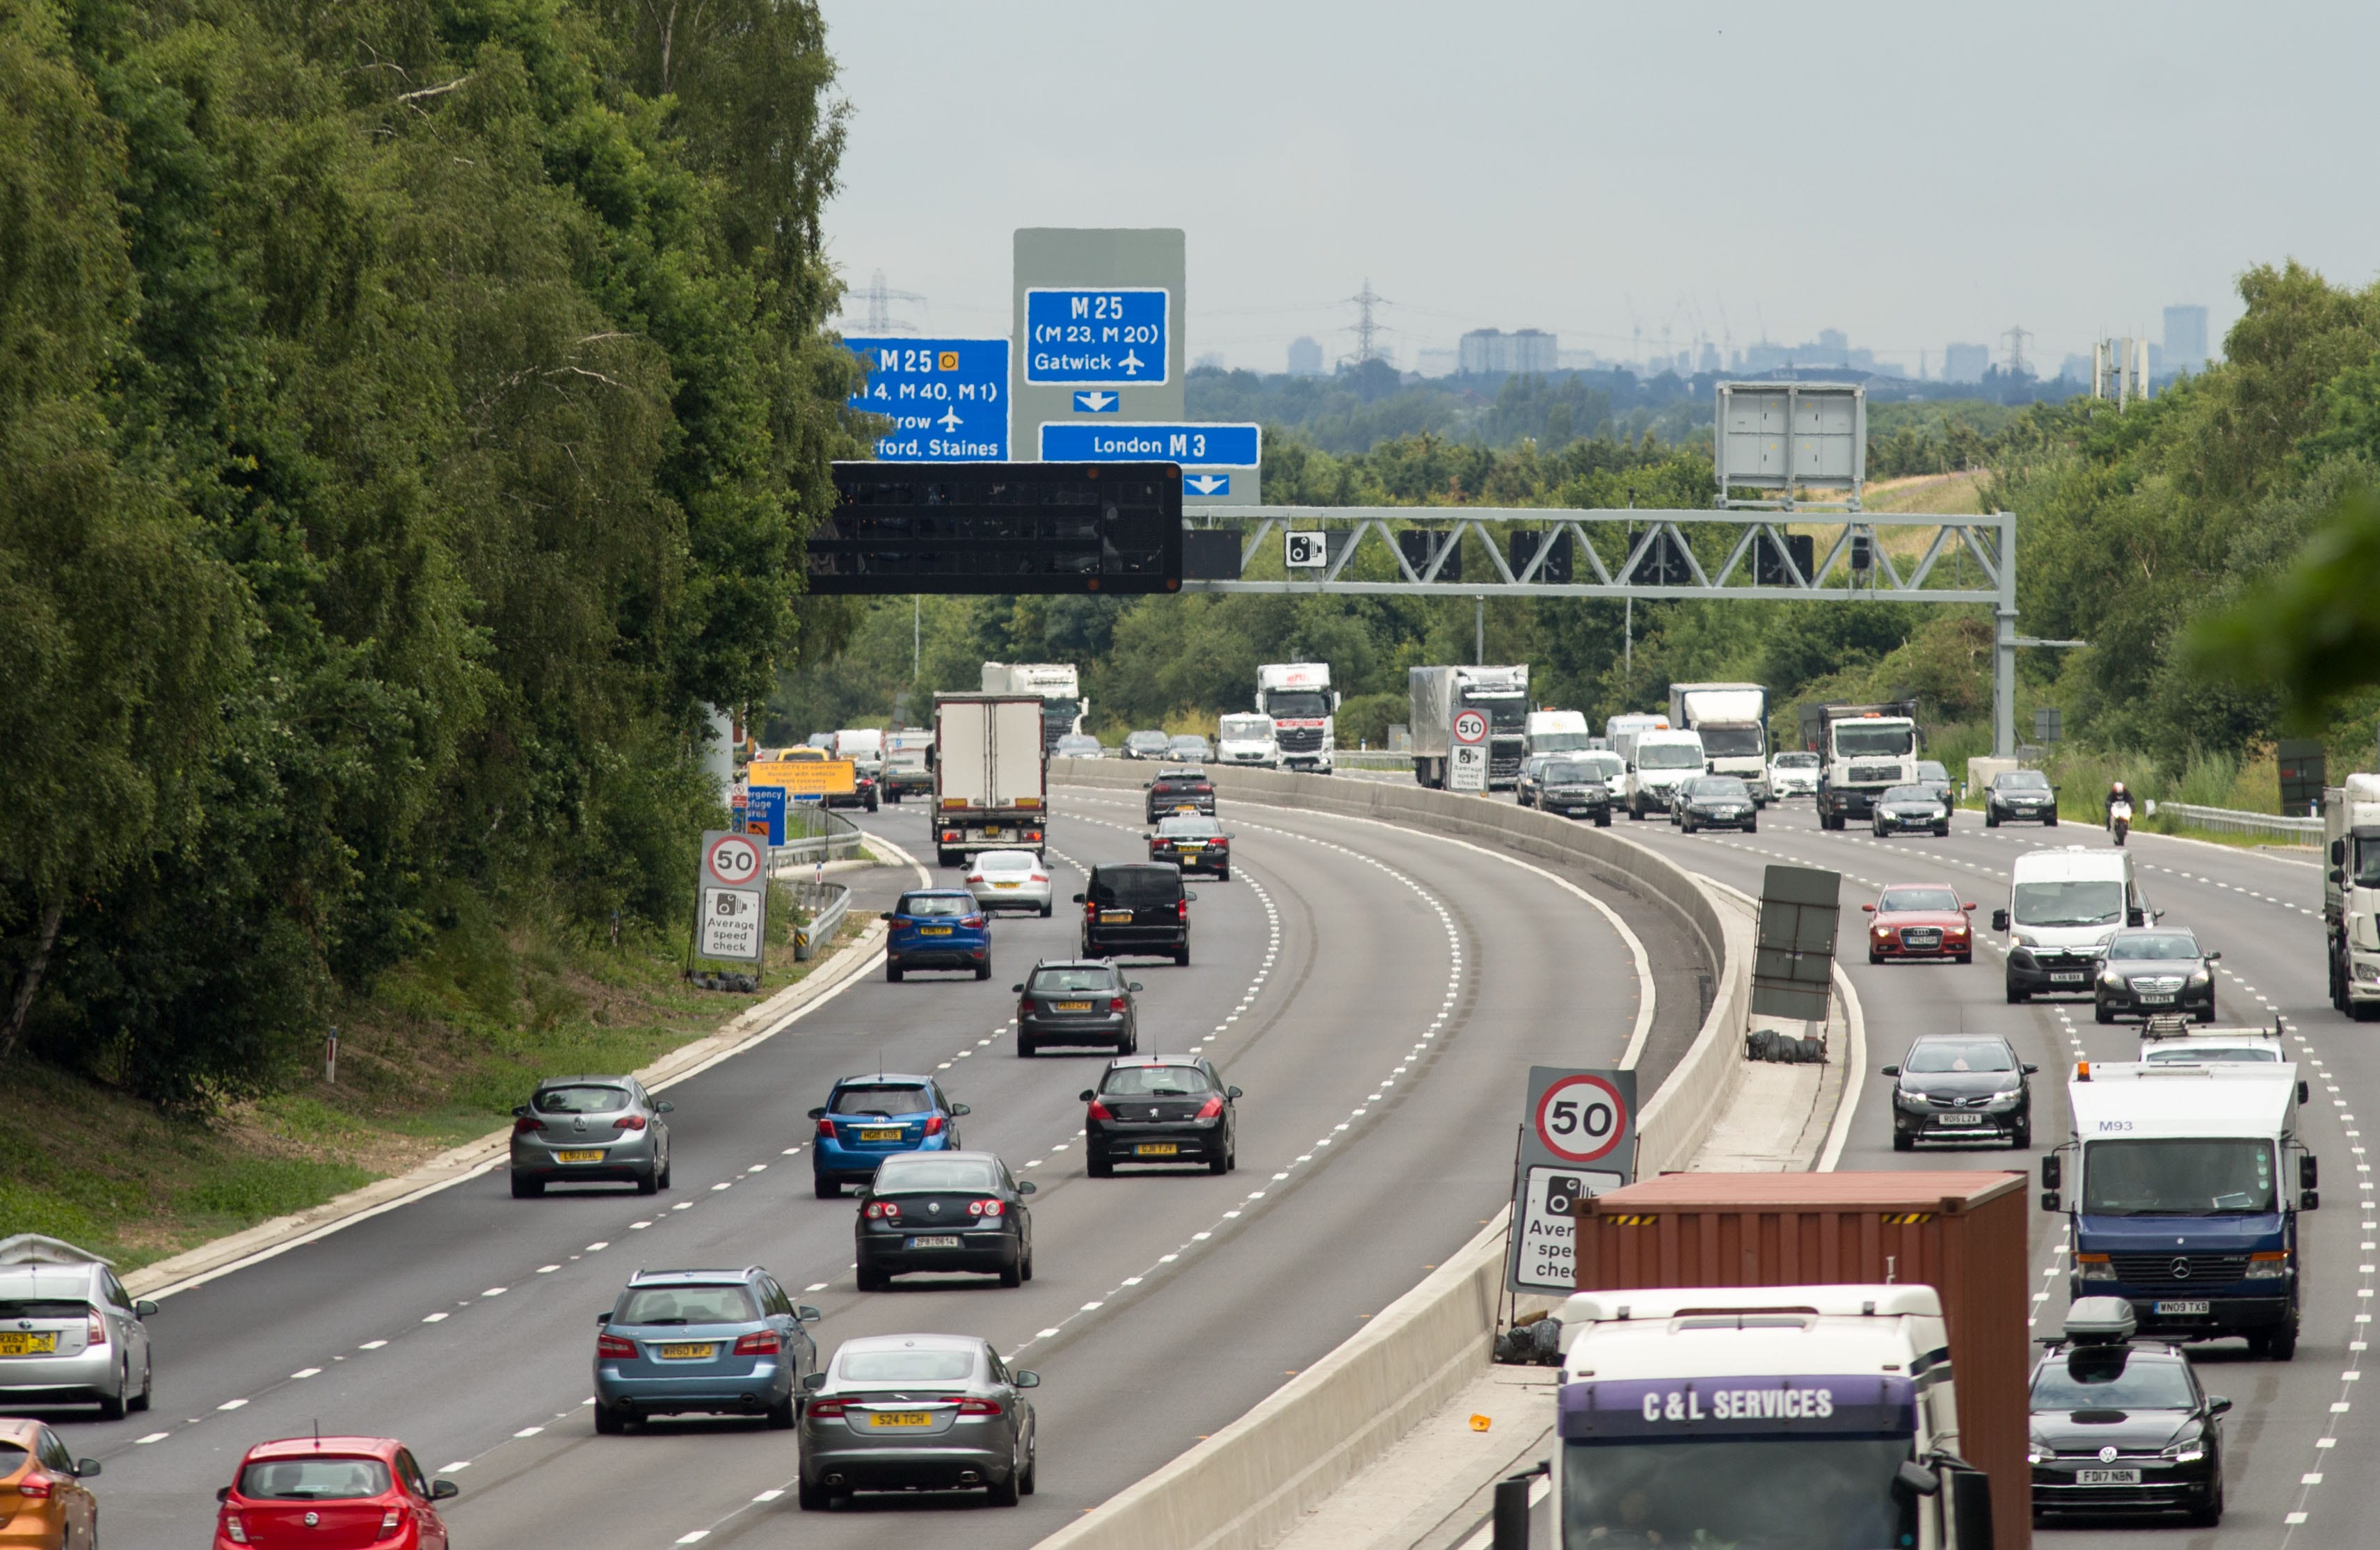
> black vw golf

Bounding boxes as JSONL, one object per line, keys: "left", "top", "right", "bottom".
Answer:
{"left": 2031, "top": 1300, "right": 2229, "bottom": 1526}
{"left": 1081, "top": 1056, "right": 1240, "bottom": 1176}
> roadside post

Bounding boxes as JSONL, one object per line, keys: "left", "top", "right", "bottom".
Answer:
{"left": 689, "top": 829, "right": 768, "bottom": 993}
{"left": 1506, "top": 1065, "right": 1636, "bottom": 1299}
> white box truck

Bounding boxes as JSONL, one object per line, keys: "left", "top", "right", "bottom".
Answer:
{"left": 932, "top": 693, "right": 1047, "bottom": 868}
{"left": 980, "top": 662, "right": 1086, "bottom": 753}
{"left": 1525, "top": 708, "right": 1596, "bottom": 757}
{"left": 2326, "top": 772, "right": 2380, "bottom": 1020}
{"left": 1256, "top": 662, "right": 1337, "bottom": 772}
{"left": 1668, "top": 682, "right": 1772, "bottom": 804}
{"left": 1408, "top": 664, "right": 1531, "bottom": 789}
{"left": 1604, "top": 712, "right": 1670, "bottom": 767}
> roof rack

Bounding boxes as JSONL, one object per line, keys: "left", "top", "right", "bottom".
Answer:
{"left": 2139, "top": 1014, "right": 2193, "bottom": 1041}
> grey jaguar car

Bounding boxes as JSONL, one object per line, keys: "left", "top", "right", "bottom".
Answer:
{"left": 510, "top": 1076, "right": 673, "bottom": 1197}
{"left": 798, "top": 1334, "right": 1039, "bottom": 1508}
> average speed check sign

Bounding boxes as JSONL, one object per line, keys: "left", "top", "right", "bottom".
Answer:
{"left": 1453, "top": 709, "right": 1489, "bottom": 744}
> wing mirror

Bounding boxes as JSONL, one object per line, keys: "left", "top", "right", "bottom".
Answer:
{"left": 1011, "top": 984, "right": 1024, "bottom": 993}
{"left": 1079, "top": 1089, "right": 1097, "bottom": 1103}
{"left": 1862, "top": 903, "right": 1876, "bottom": 913}
{"left": 1014, "top": 1370, "right": 1041, "bottom": 1389}
{"left": 1991, "top": 909, "right": 2010, "bottom": 932}
{"left": 1128, "top": 982, "right": 1143, "bottom": 992}
{"left": 74, "top": 1460, "right": 101, "bottom": 1479}
{"left": 596, "top": 1310, "right": 612, "bottom": 1324}
{"left": 135, "top": 1300, "right": 159, "bottom": 1317}
{"left": 1879, "top": 1064, "right": 1901, "bottom": 1077}
{"left": 218, "top": 1487, "right": 232, "bottom": 1503}
{"left": 1226, "top": 1085, "right": 1243, "bottom": 1100}
{"left": 879, "top": 910, "right": 895, "bottom": 921}
{"left": 1894, "top": 1460, "right": 1939, "bottom": 1497}
{"left": 2336, "top": 868, "right": 2349, "bottom": 886}
{"left": 1018, "top": 1180, "right": 1037, "bottom": 1195}
{"left": 655, "top": 1101, "right": 673, "bottom": 1114}
{"left": 2206, "top": 950, "right": 2221, "bottom": 961}
{"left": 512, "top": 1105, "right": 530, "bottom": 1119}
{"left": 1071, "top": 892, "right": 1085, "bottom": 903}
{"left": 2334, "top": 839, "right": 2348, "bottom": 865}
{"left": 2208, "top": 1396, "right": 2233, "bottom": 1418}
{"left": 950, "top": 1103, "right": 971, "bottom": 1117}
{"left": 431, "top": 1480, "right": 460, "bottom": 1501}
{"left": 2127, "top": 908, "right": 2146, "bottom": 927}
{"left": 796, "top": 1305, "right": 822, "bottom": 1323}
{"left": 2040, "top": 1154, "right": 2062, "bottom": 1211}
{"left": 2300, "top": 1080, "right": 2312, "bottom": 1105}
{"left": 2022, "top": 1064, "right": 2040, "bottom": 1076}
{"left": 1962, "top": 902, "right": 1976, "bottom": 911}
{"left": 807, "top": 1106, "right": 826, "bottom": 1120}
{"left": 800, "top": 1371, "right": 826, "bottom": 1393}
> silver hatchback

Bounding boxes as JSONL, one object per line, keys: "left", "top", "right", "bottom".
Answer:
{"left": 0, "top": 1235, "right": 158, "bottom": 1418}
{"left": 797, "top": 1334, "right": 1039, "bottom": 1509}
{"left": 510, "top": 1076, "right": 673, "bottom": 1197}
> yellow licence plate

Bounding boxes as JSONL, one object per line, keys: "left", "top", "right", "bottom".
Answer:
{"left": 0, "top": 1332, "right": 57, "bottom": 1355}
{"left": 657, "top": 1343, "right": 716, "bottom": 1359}
{"left": 993, "top": 881, "right": 1019, "bottom": 889}
{"left": 554, "top": 1149, "right": 605, "bottom": 1162}
{"left": 919, "top": 925, "right": 953, "bottom": 936}
{"left": 1101, "top": 910, "right": 1132, "bottom": 924}
{"left": 858, "top": 1127, "right": 902, "bottom": 1141}
{"left": 1135, "top": 1143, "right": 1179, "bottom": 1157}
{"left": 869, "top": 1411, "right": 934, "bottom": 1428}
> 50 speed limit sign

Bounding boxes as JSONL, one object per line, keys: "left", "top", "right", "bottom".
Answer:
{"left": 1452, "top": 709, "right": 1489, "bottom": 744}
{"left": 703, "top": 830, "right": 766, "bottom": 888}
{"left": 1534, "top": 1073, "right": 1628, "bottom": 1163}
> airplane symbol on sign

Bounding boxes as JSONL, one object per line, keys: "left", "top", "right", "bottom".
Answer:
{"left": 1185, "top": 474, "right": 1230, "bottom": 496}
{"left": 1073, "top": 391, "right": 1118, "bottom": 412}
{"left": 1119, "top": 349, "right": 1146, "bottom": 376}
{"left": 938, "top": 407, "right": 963, "bottom": 433}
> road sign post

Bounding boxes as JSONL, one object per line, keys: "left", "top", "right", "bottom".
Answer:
{"left": 1449, "top": 708, "right": 1490, "bottom": 793}
{"left": 842, "top": 337, "right": 1010, "bottom": 461}
{"left": 693, "top": 829, "right": 767, "bottom": 970}
{"left": 1508, "top": 1065, "right": 1636, "bottom": 1295}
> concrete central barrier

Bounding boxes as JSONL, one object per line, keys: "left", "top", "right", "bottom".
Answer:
{"left": 1034, "top": 760, "right": 1754, "bottom": 1550}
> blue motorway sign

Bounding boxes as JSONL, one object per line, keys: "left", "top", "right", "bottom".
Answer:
{"left": 1024, "top": 289, "right": 1169, "bottom": 385}
{"left": 744, "top": 786, "right": 788, "bottom": 845}
{"left": 1073, "top": 390, "right": 1120, "bottom": 413}
{"left": 1039, "top": 422, "right": 1261, "bottom": 469}
{"left": 1182, "top": 472, "right": 1232, "bottom": 497}
{"left": 845, "top": 337, "right": 1009, "bottom": 461}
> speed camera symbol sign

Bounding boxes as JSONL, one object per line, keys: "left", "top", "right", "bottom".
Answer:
{"left": 1285, "top": 532, "right": 1328, "bottom": 569}
{"left": 1453, "top": 709, "right": 1489, "bottom": 744}
{"left": 1534, "top": 1073, "right": 1627, "bottom": 1164}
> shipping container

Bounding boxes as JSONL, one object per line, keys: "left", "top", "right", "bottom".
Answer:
{"left": 1574, "top": 1170, "right": 2031, "bottom": 1550}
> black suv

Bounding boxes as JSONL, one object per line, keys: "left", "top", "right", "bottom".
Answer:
{"left": 1144, "top": 768, "right": 1216, "bottom": 824}
{"left": 1076, "top": 863, "right": 1194, "bottom": 965}
{"left": 1883, "top": 1032, "right": 2036, "bottom": 1151}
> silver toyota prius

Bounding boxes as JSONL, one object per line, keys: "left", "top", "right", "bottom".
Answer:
{"left": 797, "top": 1334, "right": 1039, "bottom": 1509}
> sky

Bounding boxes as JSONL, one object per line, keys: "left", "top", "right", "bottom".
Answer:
{"left": 815, "top": 1, "right": 2380, "bottom": 378}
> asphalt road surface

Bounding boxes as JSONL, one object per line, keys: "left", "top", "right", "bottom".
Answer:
{"left": 52, "top": 785, "right": 1704, "bottom": 1550}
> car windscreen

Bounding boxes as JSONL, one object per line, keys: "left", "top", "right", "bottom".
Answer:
{"left": 1904, "top": 1039, "right": 2015, "bottom": 1074}
{"left": 1157, "top": 815, "right": 1222, "bottom": 836}
{"left": 0, "top": 1299, "right": 91, "bottom": 1320}
{"left": 831, "top": 1083, "right": 932, "bottom": 1115}
{"left": 1915, "top": 762, "right": 1949, "bottom": 781}
{"left": 2143, "top": 1046, "right": 2278, "bottom": 1063}
{"left": 1219, "top": 717, "right": 1271, "bottom": 738}
{"left": 2031, "top": 1352, "right": 2196, "bottom": 1411}
{"left": 2013, "top": 879, "right": 2125, "bottom": 927}
{"left": 1692, "top": 778, "right": 1750, "bottom": 799}
{"left": 973, "top": 850, "right": 1039, "bottom": 872}
{"left": 1128, "top": 731, "right": 1167, "bottom": 746}
{"left": 1101, "top": 1064, "right": 1213, "bottom": 1096}
{"left": 1542, "top": 762, "right": 1608, "bottom": 785}
{"left": 1997, "top": 770, "right": 2051, "bottom": 790}
{"left": 1168, "top": 737, "right": 1210, "bottom": 751}
{"left": 1263, "top": 690, "right": 1329, "bottom": 719}
{"left": 2107, "top": 933, "right": 2201, "bottom": 961}
{"left": 239, "top": 1457, "right": 395, "bottom": 1501}
{"left": 897, "top": 893, "right": 973, "bottom": 918}
{"left": 1030, "top": 966, "right": 1118, "bottom": 993}
{"left": 2084, "top": 1137, "right": 2275, "bottom": 1215}
{"left": 616, "top": 1284, "right": 759, "bottom": 1325}
{"left": 874, "top": 1158, "right": 1000, "bottom": 1192}
{"left": 1697, "top": 726, "right": 1764, "bottom": 757}
{"left": 1636, "top": 742, "right": 1703, "bottom": 769}
{"left": 1833, "top": 724, "right": 1915, "bottom": 756}
{"left": 1056, "top": 737, "right": 1101, "bottom": 755}
{"left": 534, "top": 1085, "right": 629, "bottom": 1114}
{"left": 1878, "top": 888, "right": 1960, "bottom": 913}
{"left": 1533, "top": 732, "right": 1594, "bottom": 753}
{"left": 1881, "top": 785, "right": 1935, "bottom": 804}
{"left": 839, "top": 1348, "right": 976, "bottom": 1383}
{"left": 1089, "top": 868, "right": 1181, "bottom": 906}
{"left": 1773, "top": 752, "right": 1818, "bottom": 767}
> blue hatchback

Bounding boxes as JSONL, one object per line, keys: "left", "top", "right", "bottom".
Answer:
{"left": 810, "top": 1073, "right": 968, "bottom": 1198}
{"left": 593, "top": 1267, "right": 820, "bottom": 1432}
{"left": 884, "top": 888, "right": 991, "bottom": 981}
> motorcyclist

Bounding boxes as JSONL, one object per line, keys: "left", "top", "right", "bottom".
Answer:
{"left": 2104, "top": 780, "right": 2132, "bottom": 820}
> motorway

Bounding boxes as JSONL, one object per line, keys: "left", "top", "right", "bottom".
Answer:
{"left": 61, "top": 789, "right": 1707, "bottom": 1550}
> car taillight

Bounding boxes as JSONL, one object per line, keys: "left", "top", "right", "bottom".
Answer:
{"left": 17, "top": 1471, "right": 52, "bottom": 1499}
{"left": 968, "top": 1199, "right": 1004, "bottom": 1217}
{"left": 956, "top": 1397, "right": 1002, "bottom": 1416}
{"left": 1084, "top": 900, "right": 1099, "bottom": 918}
{"left": 1197, "top": 1095, "right": 1224, "bottom": 1119}
{"left": 733, "top": 1330, "right": 781, "bottom": 1355}
{"left": 513, "top": 1114, "right": 545, "bottom": 1133}
{"left": 807, "top": 1399, "right": 848, "bottom": 1417}
{"left": 816, "top": 1117, "right": 837, "bottom": 1137}
{"left": 597, "top": 1333, "right": 637, "bottom": 1359}
{"left": 223, "top": 1510, "right": 248, "bottom": 1543}
{"left": 963, "top": 916, "right": 984, "bottom": 929}
{"left": 924, "top": 1114, "right": 945, "bottom": 1135}
{"left": 941, "top": 829, "right": 959, "bottom": 842}
{"left": 1106, "top": 997, "right": 1128, "bottom": 1012}
{"left": 615, "top": 1114, "right": 646, "bottom": 1130}
{"left": 1030, "top": 874, "right": 1047, "bottom": 884}
{"left": 1025, "top": 830, "right": 1042, "bottom": 842}
{"left": 1177, "top": 898, "right": 1188, "bottom": 922}
{"left": 1087, "top": 1100, "right": 1113, "bottom": 1120}
{"left": 87, "top": 1309, "right": 106, "bottom": 1347}
{"left": 865, "top": 1200, "right": 901, "bottom": 1220}
{"left": 377, "top": 1507, "right": 407, "bottom": 1538}
{"left": 1019, "top": 997, "right": 1035, "bottom": 1016}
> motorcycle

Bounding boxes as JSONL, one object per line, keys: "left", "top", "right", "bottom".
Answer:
{"left": 2109, "top": 798, "right": 2133, "bottom": 847}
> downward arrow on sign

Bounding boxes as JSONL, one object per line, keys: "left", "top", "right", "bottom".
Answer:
{"left": 1184, "top": 474, "right": 1229, "bottom": 496}
{"left": 1076, "top": 391, "right": 1117, "bottom": 411}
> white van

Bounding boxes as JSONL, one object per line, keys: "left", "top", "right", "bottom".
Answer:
{"left": 1604, "top": 712, "right": 1670, "bottom": 767}
{"left": 1993, "top": 845, "right": 2155, "bottom": 1002}
{"left": 1216, "top": 713, "right": 1278, "bottom": 767}
{"left": 1623, "top": 728, "right": 1707, "bottom": 820}
{"left": 831, "top": 728, "right": 886, "bottom": 776}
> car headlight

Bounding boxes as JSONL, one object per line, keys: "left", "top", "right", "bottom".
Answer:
{"left": 2100, "top": 969, "right": 2126, "bottom": 989}
{"left": 1987, "top": 1089, "right": 2023, "bottom": 1110}
{"left": 2075, "top": 1254, "right": 2116, "bottom": 1280}
{"left": 2161, "top": 1428, "right": 2206, "bottom": 1462}
{"left": 2244, "top": 1254, "right": 2290, "bottom": 1279}
{"left": 2028, "top": 1448, "right": 2047, "bottom": 1465}
{"left": 2187, "top": 968, "right": 2211, "bottom": 986}
{"left": 2011, "top": 931, "right": 2038, "bottom": 950}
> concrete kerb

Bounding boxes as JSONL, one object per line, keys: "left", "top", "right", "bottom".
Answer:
{"left": 125, "top": 918, "right": 890, "bottom": 1301}
{"left": 1032, "top": 762, "right": 1752, "bottom": 1550}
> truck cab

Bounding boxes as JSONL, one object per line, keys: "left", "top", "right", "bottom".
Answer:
{"left": 2046, "top": 1061, "right": 2317, "bottom": 1359}
{"left": 1813, "top": 703, "right": 1920, "bottom": 830}
{"left": 1554, "top": 1284, "right": 1992, "bottom": 1550}
{"left": 1256, "top": 662, "right": 1336, "bottom": 773}
{"left": 2326, "top": 773, "right": 2380, "bottom": 1021}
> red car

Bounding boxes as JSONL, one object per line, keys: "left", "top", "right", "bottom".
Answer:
{"left": 1863, "top": 882, "right": 1976, "bottom": 964}
{"left": 214, "top": 1437, "right": 456, "bottom": 1550}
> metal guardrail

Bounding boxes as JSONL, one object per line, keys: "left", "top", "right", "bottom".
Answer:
{"left": 787, "top": 881, "right": 852, "bottom": 960}
{"left": 2152, "top": 801, "right": 2324, "bottom": 843}
{"left": 770, "top": 804, "right": 867, "bottom": 867}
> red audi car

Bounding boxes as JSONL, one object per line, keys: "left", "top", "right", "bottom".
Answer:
{"left": 1863, "top": 882, "right": 1976, "bottom": 964}
{"left": 214, "top": 1437, "right": 457, "bottom": 1550}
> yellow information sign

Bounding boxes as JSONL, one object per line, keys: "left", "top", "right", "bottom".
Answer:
{"left": 749, "top": 758, "right": 854, "bottom": 797}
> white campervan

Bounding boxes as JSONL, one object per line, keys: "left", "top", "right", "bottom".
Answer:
{"left": 1215, "top": 713, "right": 1278, "bottom": 768}
{"left": 1993, "top": 845, "right": 2153, "bottom": 1003}
{"left": 1623, "top": 728, "right": 1707, "bottom": 820}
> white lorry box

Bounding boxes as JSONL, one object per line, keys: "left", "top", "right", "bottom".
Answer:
{"left": 2325, "top": 772, "right": 2380, "bottom": 1019}
{"left": 1408, "top": 664, "right": 1532, "bottom": 790}
{"left": 830, "top": 728, "right": 884, "bottom": 774}
{"left": 1603, "top": 712, "right": 1670, "bottom": 767}
{"left": 980, "top": 662, "right": 1086, "bottom": 752}
{"left": 1668, "top": 682, "right": 1772, "bottom": 802}
{"left": 1622, "top": 728, "right": 1707, "bottom": 819}
{"left": 932, "top": 694, "right": 1047, "bottom": 866}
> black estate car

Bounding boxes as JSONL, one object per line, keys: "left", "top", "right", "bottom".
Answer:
{"left": 2031, "top": 1300, "right": 2228, "bottom": 1526}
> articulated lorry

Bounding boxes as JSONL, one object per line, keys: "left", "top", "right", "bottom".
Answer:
{"left": 1807, "top": 700, "right": 1921, "bottom": 829}
{"left": 932, "top": 694, "right": 1047, "bottom": 868}
{"left": 1408, "top": 664, "right": 1531, "bottom": 789}
{"left": 2047, "top": 1058, "right": 2317, "bottom": 1359}
{"left": 1669, "top": 682, "right": 1772, "bottom": 804}
{"left": 1255, "top": 662, "right": 1337, "bottom": 772}
{"left": 980, "top": 662, "right": 1085, "bottom": 753}
{"left": 2325, "top": 772, "right": 2380, "bottom": 1021}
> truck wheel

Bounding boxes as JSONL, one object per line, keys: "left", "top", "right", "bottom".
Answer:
{"left": 2263, "top": 1321, "right": 2299, "bottom": 1361}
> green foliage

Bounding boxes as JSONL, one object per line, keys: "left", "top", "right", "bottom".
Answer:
{"left": 176, "top": 1157, "right": 374, "bottom": 1222}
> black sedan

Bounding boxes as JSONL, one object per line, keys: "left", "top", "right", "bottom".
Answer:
{"left": 2031, "top": 1319, "right": 2228, "bottom": 1525}
{"left": 1014, "top": 959, "right": 1140, "bottom": 1056}
{"left": 1884, "top": 1033, "right": 2036, "bottom": 1150}
{"left": 1121, "top": 730, "right": 1172, "bottom": 760}
{"left": 1147, "top": 813, "right": 1232, "bottom": 877}
{"left": 1081, "top": 1055, "right": 1239, "bottom": 1176}
{"left": 1675, "top": 775, "right": 1758, "bottom": 833}
{"left": 1985, "top": 769, "right": 2060, "bottom": 826}
{"left": 2094, "top": 929, "right": 2219, "bottom": 1025}
{"left": 854, "top": 1151, "right": 1035, "bottom": 1291}
{"left": 1143, "top": 768, "right": 1215, "bottom": 823}
{"left": 1871, "top": 783, "right": 1951, "bottom": 838}
{"left": 1531, "top": 757, "right": 1620, "bottom": 824}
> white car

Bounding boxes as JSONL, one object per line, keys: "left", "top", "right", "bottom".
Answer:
{"left": 1767, "top": 751, "right": 1820, "bottom": 797}
{"left": 966, "top": 849, "right": 1053, "bottom": 917}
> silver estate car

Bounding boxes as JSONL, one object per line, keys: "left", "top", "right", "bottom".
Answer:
{"left": 510, "top": 1076, "right": 674, "bottom": 1197}
{"left": 797, "top": 1334, "right": 1039, "bottom": 1510}
{"left": 0, "top": 1235, "right": 158, "bottom": 1418}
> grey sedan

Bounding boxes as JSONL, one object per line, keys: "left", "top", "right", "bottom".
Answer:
{"left": 511, "top": 1076, "right": 673, "bottom": 1197}
{"left": 798, "top": 1334, "right": 1039, "bottom": 1509}
{"left": 1871, "top": 783, "right": 1951, "bottom": 838}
